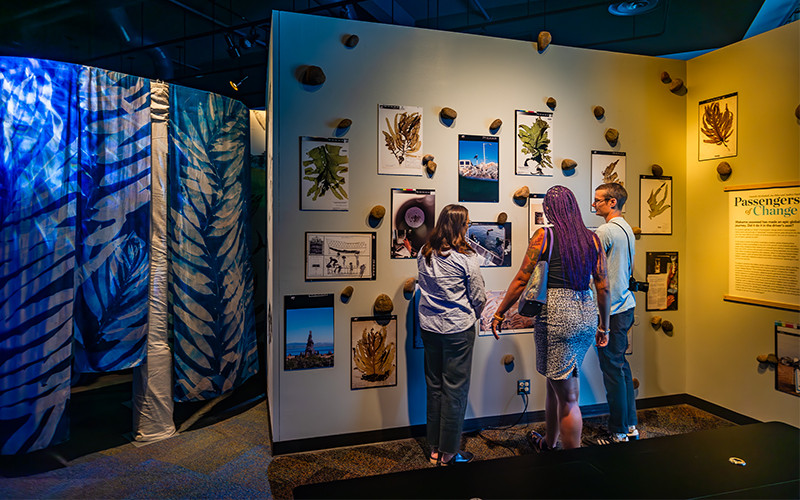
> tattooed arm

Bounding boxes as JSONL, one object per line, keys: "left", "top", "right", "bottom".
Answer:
{"left": 490, "top": 228, "right": 546, "bottom": 339}
{"left": 592, "top": 234, "right": 611, "bottom": 347}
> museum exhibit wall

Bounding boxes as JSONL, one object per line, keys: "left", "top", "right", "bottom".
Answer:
{"left": 269, "top": 11, "right": 688, "bottom": 442}
{"left": 684, "top": 21, "right": 800, "bottom": 426}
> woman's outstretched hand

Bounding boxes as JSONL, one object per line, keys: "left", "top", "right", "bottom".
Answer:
{"left": 490, "top": 313, "right": 503, "bottom": 340}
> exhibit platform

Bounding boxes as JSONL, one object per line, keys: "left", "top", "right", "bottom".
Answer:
{"left": 294, "top": 422, "right": 800, "bottom": 499}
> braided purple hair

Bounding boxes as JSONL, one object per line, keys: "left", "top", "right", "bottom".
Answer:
{"left": 543, "top": 185, "right": 598, "bottom": 289}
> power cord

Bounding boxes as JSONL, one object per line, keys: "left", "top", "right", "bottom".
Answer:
{"left": 466, "top": 392, "right": 531, "bottom": 454}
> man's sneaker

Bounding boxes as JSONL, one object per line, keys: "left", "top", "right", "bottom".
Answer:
{"left": 627, "top": 426, "right": 640, "bottom": 440}
{"left": 595, "top": 432, "right": 628, "bottom": 445}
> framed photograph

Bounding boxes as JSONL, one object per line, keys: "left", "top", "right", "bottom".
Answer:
{"left": 467, "top": 222, "right": 511, "bottom": 267}
{"left": 378, "top": 104, "right": 423, "bottom": 175}
{"left": 479, "top": 290, "right": 534, "bottom": 336}
{"left": 698, "top": 92, "right": 737, "bottom": 161}
{"left": 458, "top": 134, "right": 499, "bottom": 202}
{"left": 591, "top": 151, "right": 627, "bottom": 212}
{"left": 528, "top": 192, "right": 549, "bottom": 238}
{"left": 639, "top": 175, "right": 673, "bottom": 235}
{"left": 351, "top": 316, "right": 398, "bottom": 389}
{"left": 775, "top": 322, "right": 800, "bottom": 397}
{"left": 391, "top": 188, "right": 435, "bottom": 259}
{"left": 305, "top": 232, "right": 376, "bottom": 281}
{"left": 516, "top": 110, "right": 554, "bottom": 176}
{"left": 645, "top": 252, "right": 678, "bottom": 311}
{"left": 300, "top": 136, "right": 349, "bottom": 210}
{"left": 284, "top": 294, "right": 334, "bottom": 371}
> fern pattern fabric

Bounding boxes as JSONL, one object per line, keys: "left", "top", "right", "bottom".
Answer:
{"left": 73, "top": 68, "right": 151, "bottom": 373}
{"left": 168, "top": 86, "right": 258, "bottom": 401}
{"left": 0, "top": 58, "right": 79, "bottom": 454}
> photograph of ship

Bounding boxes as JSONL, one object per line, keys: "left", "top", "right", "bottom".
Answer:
{"left": 479, "top": 290, "right": 534, "bottom": 335}
{"left": 284, "top": 294, "right": 334, "bottom": 370}
{"left": 467, "top": 222, "right": 511, "bottom": 267}
{"left": 775, "top": 323, "right": 800, "bottom": 397}
{"left": 458, "top": 135, "right": 499, "bottom": 203}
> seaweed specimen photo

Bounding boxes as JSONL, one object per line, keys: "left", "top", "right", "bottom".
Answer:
{"left": 515, "top": 110, "right": 554, "bottom": 176}
{"left": 639, "top": 175, "right": 672, "bottom": 234}
{"left": 351, "top": 316, "right": 397, "bottom": 389}
{"left": 591, "top": 151, "right": 626, "bottom": 212}
{"left": 300, "top": 136, "right": 349, "bottom": 210}
{"left": 698, "top": 92, "right": 737, "bottom": 161}
{"left": 378, "top": 104, "right": 423, "bottom": 175}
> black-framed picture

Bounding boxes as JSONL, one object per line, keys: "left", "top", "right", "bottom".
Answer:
{"left": 645, "top": 252, "right": 678, "bottom": 311}
{"left": 391, "top": 188, "right": 435, "bottom": 259}
{"left": 351, "top": 316, "right": 398, "bottom": 390}
{"left": 300, "top": 136, "right": 349, "bottom": 211}
{"left": 467, "top": 222, "right": 511, "bottom": 267}
{"left": 458, "top": 134, "right": 499, "bottom": 202}
{"left": 591, "top": 151, "right": 627, "bottom": 212}
{"left": 698, "top": 92, "right": 737, "bottom": 161}
{"left": 515, "top": 110, "right": 554, "bottom": 176}
{"left": 528, "top": 192, "right": 549, "bottom": 238}
{"left": 639, "top": 175, "right": 672, "bottom": 235}
{"left": 284, "top": 294, "right": 334, "bottom": 370}
{"left": 305, "top": 232, "right": 376, "bottom": 281}
{"left": 775, "top": 322, "right": 800, "bottom": 397}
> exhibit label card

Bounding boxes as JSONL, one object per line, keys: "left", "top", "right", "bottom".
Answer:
{"left": 378, "top": 104, "right": 423, "bottom": 175}
{"left": 727, "top": 185, "right": 800, "bottom": 309}
{"left": 300, "top": 136, "right": 349, "bottom": 211}
{"left": 516, "top": 110, "right": 553, "bottom": 176}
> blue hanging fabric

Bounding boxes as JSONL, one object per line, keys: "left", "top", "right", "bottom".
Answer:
{"left": 168, "top": 85, "right": 257, "bottom": 401}
{"left": 0, "top": 57, "right": 78, "bottom": 454}
{"left": 73, "top": 67, "right": 151, "bottom": 373}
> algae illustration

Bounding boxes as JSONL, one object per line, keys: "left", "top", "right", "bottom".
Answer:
{"left": 518, "top": 117, "right": 552, "bottom": 171}
{"left": 647, "top": 182, "right": 671, "bottom": 219}
{"left": 383, "top": 111, "right": 421, "bottom": 165}
{"left": 602, "top": 159, "right": 621, "bottom": 184}
{"left": 301, "top": 137, "right": 349, "bottom": 210}
{"left": 352, "top": 324, "right": 396, "bottom": 385}
{"left": 700, "top": 101, "right": 734, "bottom": 149}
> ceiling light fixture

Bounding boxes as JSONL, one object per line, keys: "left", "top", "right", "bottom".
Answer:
{"left": 229, "top": 76, "right": 249, "bottom": 91}
{"left": 608, "top": 0, "right": 659, "bottom": 16}
{"left": 225, "top": 33, "right": 241, "bottom": 59}
{"left": 239, "top": 28, "right": 259, "bottom": 49}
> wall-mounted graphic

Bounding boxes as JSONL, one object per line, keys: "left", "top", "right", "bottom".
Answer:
{"left": 391, "top": 188, "right": 435, "bottom": 259}
{"left": 639, "top": 175, "right": 672, "bottom": 235}
{"left": 467, "top": 222, "right": 511, "bottom": 267}
{"left": 645, "top": 252, "right": 678, "bottom": 311}
{"left": 516, "top": 110, "right": 553, "bottom": 176}
{"left": 379, "top": 104, "right": 422, "bottom": 175}
{"left": 458, "top": 134, "right": 499, "bottom": 202}
{"left": 300, "top": 136, "right": 349, "bottom": 210}
{"left": 591, "top": 151, "right": 627, "bottom": 212}
{"left": 528, "top": 192, "right": 549, "bottom": 238}
{"left": 479, "top": 291, "right": 534, "bottom": 336}
{"left": 351, "top": 316, "right": 398, "bottom": 389}
{"left": 775, "top": 322, "right": 800, "bottom": 397}
{"left": 284, "top": 294, "right": 334, "bottom": 370}
{"left": 699, "top": 92, "right": 737, "bottom": 161}
{"left": 305, "top": 232, "right": 376, "bottom": 281}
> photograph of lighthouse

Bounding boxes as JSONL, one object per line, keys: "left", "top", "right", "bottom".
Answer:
{"left": 284, "top": 294, "right": 335, "bottom": 370}
{"left": 458, "top": 135, "right": 499, "bottom": 202}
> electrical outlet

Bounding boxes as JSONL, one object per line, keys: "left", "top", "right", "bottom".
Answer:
{"left": 517, "top": 379, "right": 530, "bottom": 395}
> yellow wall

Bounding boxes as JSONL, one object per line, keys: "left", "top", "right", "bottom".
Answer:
{"left": 684, "top": 21, "right": 800, "bottom": 425}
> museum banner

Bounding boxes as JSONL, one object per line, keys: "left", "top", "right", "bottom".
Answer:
{"left": 726, "top": 182, "right": 800, "bottom": 310}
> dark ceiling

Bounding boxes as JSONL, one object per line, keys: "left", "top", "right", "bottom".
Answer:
{"left": 1, "top": 0, "right": 797, "bottom": 109}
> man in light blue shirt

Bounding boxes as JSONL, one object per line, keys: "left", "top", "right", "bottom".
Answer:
{"left": 593, "top": 183, "right": 638, "bottom": 444}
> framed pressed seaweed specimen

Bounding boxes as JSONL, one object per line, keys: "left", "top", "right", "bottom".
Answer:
{"left": 305, "top": 232, "right": 376, "bottom": 281}
{"left": 378, "top": 104, "right": 423, "bottom": 176}
{"left": 351, "top": 316, "right": 397, "bottom": 389}
{"left": 300, "top": 136, "right": 349, "bottom": 210}
{"left": 639, "top": 175, "right": 672, "bottom": 235}
{"left": 591, "top": 151, "right": 627, "bottom": 212}
{"left": 698, "top": 92, "right": 737, "bottom": 161}
{"left": 516, "top": 110, "right": 554, "bottom": 176}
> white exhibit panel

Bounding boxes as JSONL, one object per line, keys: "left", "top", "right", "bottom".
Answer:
{"left": 269, "top": 10, "right": 689, "bottom": 442}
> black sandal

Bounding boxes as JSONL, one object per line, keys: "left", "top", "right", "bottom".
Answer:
{"left": 528, "top": 430, "right": 552, "bottom": 452}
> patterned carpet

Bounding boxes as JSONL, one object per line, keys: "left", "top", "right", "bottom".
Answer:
{"left": 267, "top": 404, "right": 735, "bottom": 499}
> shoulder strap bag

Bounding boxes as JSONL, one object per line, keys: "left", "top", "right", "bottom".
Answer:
{"left": 518, "top": 227, "right": 553, "bottom": 317}
{"left": 611, "top": 220, "right": 637, "bottom": 292}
